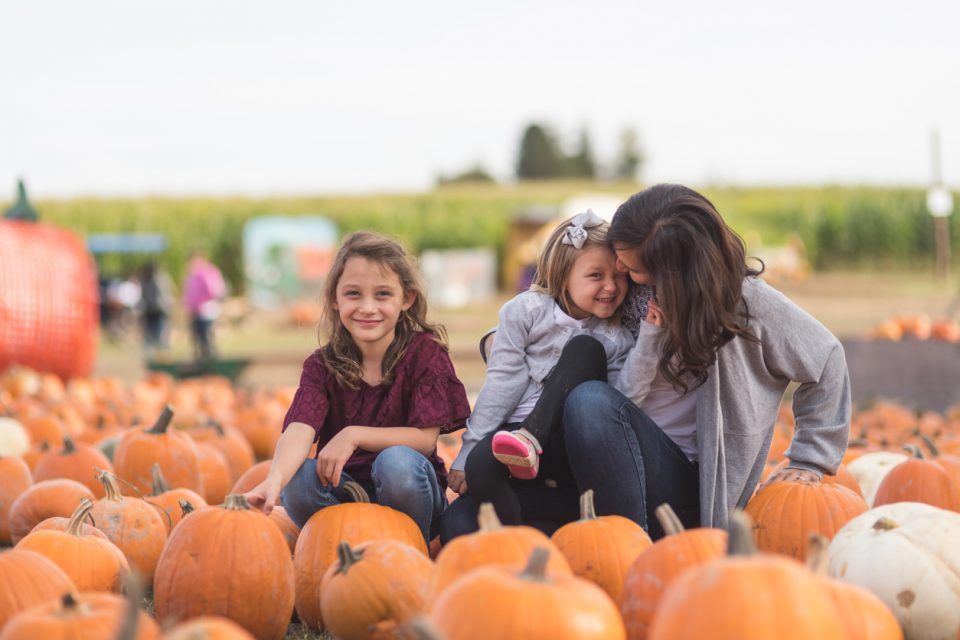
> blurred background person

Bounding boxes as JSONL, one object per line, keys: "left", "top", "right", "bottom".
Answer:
{"left": 182, "top": 251, "right": 226, "bottom": 361}
{"left": 138, "top": 261, "right": 175, "bottom": 359}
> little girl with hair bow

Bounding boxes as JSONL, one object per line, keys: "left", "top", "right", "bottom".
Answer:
{"left": 442, "top": 210, "right": 644, "bottom": 535}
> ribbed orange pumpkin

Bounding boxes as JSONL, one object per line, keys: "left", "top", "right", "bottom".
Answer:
{"left": 806, "top": 535, "right": 903, "bottom": 640}
{"left": 293, "top": 491, "right": 428, "bottom": 631}
{"left": 874, "top": 445, "right": 960, "bottom": 512}
{"left": 550, "top": 490, "right": 652, "bottom": 605}
{"left": 154, "top": 494, "right": 295, "bottom": 640}
{"left": 162, "top": 616, "right": 256, "bottom": 640}
{"left": 0, "top": 455, "right": 32, "bottom": 544}
{"left": 146, "top": 463, "right": 207, "bottom": 535}
{"left": 648, "top": 512, "right": 847, "bottom": 639}
{"left": 0, "top": 592, "right": 159, "bottom": 640}
{"left": 620, "top": 504, "right": 727, "bottom": 640}
{"left": 320, "top": 540, "right": 436, "bottom": 640}
{"left": 89, "top": 469, "right": 167, "bottom": 583}
{"left": 195, "top": 442, "right": 232, "bottom": 505}
{"left": 189, "top": 421, "right": 256, "bottom": 483}
{"left": 0, "top": 548, "right": 76, "bottom": 630}
{"left": 7, "top": 478, "right": 95, "bottom": 544}
{"left": 15, "top": 498, "right": 130, "bottom": 593}
{"left": 430, "top": 547, "right": 626, "bottom": 639}
{"left": 268, "top": 505, "right": 300, "bottom": 555}
{"left": 113, "top": 405, "right": 203, "bottom": 496}
{"left": 33, "top": 435, "right": 114, "bottom": 498}
{"left": 230, "top": 459, "right": 272, "bottom": 496}
{"left": 762, "top": 459, "right": 863, "bottom": 497}
{"left": 744, "top": 478, "right": 868, "bottom": 560}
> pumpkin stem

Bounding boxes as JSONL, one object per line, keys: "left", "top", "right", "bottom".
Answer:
{"left": 914, "top": 431, "right": 941, "bottom": 458}
{"left": 96, "top": 468, "right": 124, "bottom": 502}
{"left": 205, "top": 418, "right": 226, "bottom": 437}
{"left": 519, "top": 547, "right": 552, "bottom": 583}
{"left": 343, "top": 480, "right": 370, "bottom": 503}
{"left": 902, "top": 444, "right": 924, "bottom": 460}
{"left": 61, "top": 592, "right": 79, "bottom": 610}
{"left": 224, "top": 494, "right": 252, "bottom": 511}
{"left": 146, "top": 405, "right": 175, "bottom": 435}
{"left": 655, "top": 503, "right": 686, "bottom": 536}
{"left": 804, "top": 534, "right": 830, "bottom": 575}
{"left": 61, "top": 434, "right": 76, "bottom": 455}
{"left": 872, "top": 517, "right": 898, "bottom": 532}
{"left": 334, "top": 541, "right": 364, "bottom": 575}
{"left": 116, "top": 570, "right": 145, "bottom": 640}
{"left": 578, "top": 490, "right": 598, "bottom": 521}
{"left": 726, "top": 510, "right": 757, "bottom": 557}
{"left": 66, "top": 498, "right": 96, "bottom": 537}
{"left": 405, "top": 617, "right": 444, "bottom": 640}
{"left": 477, "top": 503, "right": 504, "bottom": 531}
{"left": 179, "top": 499, "right": 196, "bottom": 516}
{"left": 150, "top": 463, "right": 170, "bottom": 495}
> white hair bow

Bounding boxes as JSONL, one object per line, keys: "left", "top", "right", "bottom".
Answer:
{"left": 561, "top": 209, "right": 605, "bottom": 249}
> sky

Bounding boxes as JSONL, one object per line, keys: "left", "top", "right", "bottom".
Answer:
{"left": 2, "top": 0, "right": 959, "bottom": 198}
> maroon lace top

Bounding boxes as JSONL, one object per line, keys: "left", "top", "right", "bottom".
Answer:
{"left": 282, "top": 331, "right": 470, "bottom": 489}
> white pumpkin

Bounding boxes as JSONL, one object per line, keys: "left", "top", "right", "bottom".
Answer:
{"left": 847, "top": 452, "right": 908, "bottom": 506}
{"left": 0, "top": 416, "right": 30, "bottom": 457}
{"left": 828, "top": 502, "right": 960, "bottom": 640}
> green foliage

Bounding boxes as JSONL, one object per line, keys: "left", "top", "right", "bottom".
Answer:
{"left": 516, "top": 123, "right": 566, "bottom": 179}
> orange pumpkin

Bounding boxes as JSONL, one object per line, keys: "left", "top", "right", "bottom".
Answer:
{"left": 0, "top": 548, "right": 76, "bottom": 630}
{"left": 189, "top": 421, "right": 256, "bottom": 482}
{"left": 89, "top": 469, "right": 167, "bottom": 583}
{"left": 0, "top": 455, "right": 33, "bottom": 544}
{"left": 154, "top": 495, "right": 295, "bottom": 640}
{"left": 7, "top": 478, "right": 95, "bottom": 544}
{"left": 267, "top": 506, "right": 300, "bottom": 555}
{"left": 113, "top": 405, "right": 203, "bottom": 496}
{"left": 230, "top": 459, "right": 272, "bottom": 496}
{"left": 32, "top": 435, "right": 113, "bottom": 498}
{"left": 744, "top": 478, "right": 868, "bottom": 560}
{"left": 430, "top": 547, "right": 626, "bottom": 639}
{"left": 433, "top": 503, "right": 572, "bottom": 597}
{"left": 15, "top": 498, "right": 129, "bottom": 593}
{"left": 873, "top": 445, "right": 960, "bottom": 512}
{"left": 162, "top": 616, "right": 256, "bottom": 640}
{"left": 620, "top": 504, "right": 727, "bottom": 640}
{"left": 146, "top": 463, "right": 207, "bottom": 535}
{"left": 550, "top": 490, "right": 652, "bottom": 605}
{"left": 0, "top": 592, "right": 159, "bottom": 640}
{"left": 293, "top": 489, "right": 428, "bottom": 631}
{"left": 648, "top": 511, "right": 847, "bottom": 639}
{"left": 320, "top": 540, "right": 436, "bottom": 639}
{"left": 762, "top": 459, "right": 863, "bottom": 497}
{"left": 196, "top": 442, "right": 232, "bottom": 505}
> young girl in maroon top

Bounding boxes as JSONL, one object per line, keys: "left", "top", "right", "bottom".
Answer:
{"left": 244, "top": 231, "right": 470, "bottom": 543}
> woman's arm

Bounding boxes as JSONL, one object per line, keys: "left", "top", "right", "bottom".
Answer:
{"left": 613, "top": 320, "right": 665, "bottom": 406}
{"left": 243, "top": 421, "right": 315, "bottom": 514}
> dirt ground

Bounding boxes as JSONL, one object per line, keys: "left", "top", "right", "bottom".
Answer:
{"left": 94, "top": 271, "right": 960, "bottom": 397}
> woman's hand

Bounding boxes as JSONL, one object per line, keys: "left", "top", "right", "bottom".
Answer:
{"left": 647, "top": 299, "right": 665, "bottom": 327}
{"left": 447, "top": 470, "right": 468, "bottom": 495}
{"left": 758, "top": 466, "right": 821, "bottom": 491}
{"left": 243, "top": 474, "right": 283, "bottom": 515}
{"left": 317, "top": 427, "right": 359, "bottom": 488}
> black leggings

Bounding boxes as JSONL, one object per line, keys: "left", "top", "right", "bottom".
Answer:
{"left": 464, "top": 335, "right": 607, "bottom": 525}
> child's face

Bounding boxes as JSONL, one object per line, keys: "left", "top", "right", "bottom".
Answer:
{"left": 334, "top": 257, "right": 413, "bottom": 353}
{"left": 614, "top": 247, "right": 655, "bottom": 286}
{"left": 565, "top": 246, "right": 627, "bottom": 320}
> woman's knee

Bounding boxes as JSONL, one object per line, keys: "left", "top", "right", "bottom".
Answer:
{"left": 564, "top": 381, "right": 617, "bottom": 422}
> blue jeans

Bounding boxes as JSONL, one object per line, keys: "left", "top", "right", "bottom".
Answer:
{"left": 563, "top": 381, "right": 700, "bottom": 540}
{"left": 280, "top": 445, "right": 447, "bottom": 544}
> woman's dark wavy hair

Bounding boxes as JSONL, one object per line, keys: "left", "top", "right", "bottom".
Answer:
{"left": 608, "top": 184, "right": 763, "bottom": 392}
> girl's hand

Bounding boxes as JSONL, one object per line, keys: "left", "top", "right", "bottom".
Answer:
{"left": 758, "top": 466, "right": 821, "bottom": 491}
{"left": 317, "top": 427, "right": 359, "bottom": 488}
{"left": 243, "top": 474, "right": 283, "bottom": 515}
{"left": 447, "top": 470, "right": 468, "bottom": 495}
{"left": 647, "top": 300, "right": 665, "bottom": 327}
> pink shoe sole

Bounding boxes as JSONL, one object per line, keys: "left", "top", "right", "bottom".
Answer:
{"left": 492, "top": 432, "right": 539, "bottom": 480}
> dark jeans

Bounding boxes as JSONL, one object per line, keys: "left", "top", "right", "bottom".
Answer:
{"left": 142, "top": 311, "right": 168, "bottom": 348}
{"left": 563, "top": 380, "right": 700, "bottom": 540}
{"left": 190, "top": 315, "right": 215, "bottom": 361}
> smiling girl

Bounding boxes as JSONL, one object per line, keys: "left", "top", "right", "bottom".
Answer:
{"left": 244, "top": 232, "right": 470, "bottom": 544}
{"left": 441, "top": 211, "right": 637, "bottom": 534}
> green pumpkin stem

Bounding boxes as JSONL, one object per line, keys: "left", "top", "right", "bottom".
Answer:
{"left": 335, "top": 541, "right": 364, "bottom": 575}
{"left": 655, "top": 503, "right": 686, "bottom": 536}
{"left": 519, "top": 547, "right": 552, "bottom": 582}
{"left": 61, "top": 592, "right": 79, "bottom": 610}
{"left": 61, "top": 435, "right": 76, "bottom": 455}
{"left": 179, "top": 499, "right": 196, "bottom": 516}
{"left": 150, "top": 463, "right": 170, "bottom": 495}
{"left": 578, "top": 490, "right": 598, "bottom": 521}
{"left": 146, "top": 405, "right": 175, "bottom": 435}
{"left": 913, "top": 431, "right": 941, "bottom": 458}
{"left": 873, "top": 517, "right": 898, "bottom": 532}
{"left": 726, "top": 510, "right": 758, "bottom": 556}
{"left": 902, "top": 444, "right": 924, "bottom": 460}
{"left": 804, "top": 534, "right": 830, "bottom": 575}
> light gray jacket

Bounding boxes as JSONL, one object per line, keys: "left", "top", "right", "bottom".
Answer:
{"left": 452, "top": 291, "right": 635, "bottom": 471}
{"left": 617, "top": 276, "right": 851, "bottom": 528}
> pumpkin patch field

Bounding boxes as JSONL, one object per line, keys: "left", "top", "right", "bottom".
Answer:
{"left": 2, "top": 367, "right": 960, "bottom": 639}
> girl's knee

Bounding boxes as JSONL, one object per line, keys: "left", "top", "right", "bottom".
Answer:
{"left": 372, "top": 446, "right": 425, "bottom": 478}
{"left": 564, "top": 334, "right": 605, "bottom": 360}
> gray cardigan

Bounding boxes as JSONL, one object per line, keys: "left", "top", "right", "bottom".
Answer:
{"left": 452, "top": 291, "right": 635, "bottom": 471}
{"left": 617, "top": 276, "right": 851, "bottom": 528}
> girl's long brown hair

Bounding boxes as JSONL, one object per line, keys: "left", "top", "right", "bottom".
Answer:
{"left": 319, "top": 231, "right": 447, "bottom": 389}
{"left": 608, "top": 184, "right": 763, "bottom": 392}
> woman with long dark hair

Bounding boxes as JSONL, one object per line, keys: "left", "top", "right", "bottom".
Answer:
{"left": 561, "top": 184, "right": 850, "bottom": 538}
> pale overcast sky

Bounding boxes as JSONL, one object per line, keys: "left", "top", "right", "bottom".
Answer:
{"left": 2, "top": 1, "right": 958, "bottom": 197}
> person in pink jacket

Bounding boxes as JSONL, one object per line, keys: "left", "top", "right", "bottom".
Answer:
{"left": 182, "top": 252, "right": 226, "bottom": 361}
